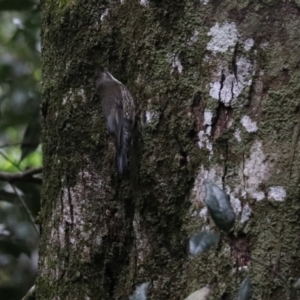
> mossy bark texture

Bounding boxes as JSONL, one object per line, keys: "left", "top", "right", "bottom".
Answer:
{"left": 38, "top": 0, "right": 300, "bottom": 299}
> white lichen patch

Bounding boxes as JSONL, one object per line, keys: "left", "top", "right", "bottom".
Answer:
{"left": 234, "top": 129, "right": 242, "bottom": 142}
{"left": 268, "top": 186, "right": 286, "bottom": 201}
{"left": 188, "top": 29, "right": 199, "bottom": 45}
{"left": 140, "top": 0, "right": 149, "bottom": 7}
{"left": 146, "top": 110, "right": 159, "bottom": 124}
{"left": 242, "top": 140, "right": 270, "bottom": 200}
{"left": 229, "top": 194, "right": 242, "bottom": 215}
{"left": 69, "top": 237, "right": 76, "bottom": 245}
{"left": 197, "top": 131, "right": 212, "bottom": 153}
{"left": 78, "top": 88, "right": 86, "bottom": 103}
{"left": 199, "top": 207, "right": 208, "bottom": 220}
{"left": 252, "top": 191, "right": 265, "bottom": 201}
{"left": 241, "top": 115, "right": 258, "bottom": 132}
{"left": 100, "top": 9, "right": 109, "bottom": 22}
{"left": 209, "top": 57, "right": 253, "bottom": 106}
{"left": 198, "top": 128, "right": 212, "bottom": 150}
{"left": 200, "top": 0, "right": 210, "bottom": 4}
{"left": 209, "top": 80, "right": 221, "bottom": 100}
{"left": 207, "top": 22, "right": 239, "bottom": 54}
{"left": 170, "top": 53, "right": 183, "bottom": 74}
{"left": 192, "top": 165, "right": 223, "bottom": 206}
{"left": 204, "top": 109, "right": 213, "bottom": 125}
{"left": 243, "top": 38, "right": 254, "bottom": 51}
{"left": 197, "top": 109, "right": 213, "bottom": 154}
{"left": 241, "top": 203, "right": 252, "bottom": 223}
{"left": 227, "top": 118, "right": 234, "bottom": 129}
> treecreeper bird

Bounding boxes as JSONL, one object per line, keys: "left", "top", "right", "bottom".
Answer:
{"left": 96, "top": 68, "right": 135, "bottom": 174}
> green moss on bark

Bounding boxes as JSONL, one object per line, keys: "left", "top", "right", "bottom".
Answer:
{"left": 38, "top": 0, "right": 300, "bottom": 299}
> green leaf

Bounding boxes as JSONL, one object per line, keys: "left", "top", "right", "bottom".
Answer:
{"left": 204, "top": 180, "right": 236, "bottom": 232}
{"left": 20, "top": 118, "right": 41, "bottom": 162}
{"left": 130, "top": 282, "right": 150, "bottom": 300}
{"left": 189, "top": 231, "right": 219, "bottom": 255}
{"left": 184, "top": 287, "right": 210, "bottom": 300}
{"left": 237, "top": 277, "right": 252, "bottom": 300}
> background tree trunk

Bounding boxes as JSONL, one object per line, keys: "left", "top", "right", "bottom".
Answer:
{"left": 38, "top": 0, "right": 300, "bottom": 299}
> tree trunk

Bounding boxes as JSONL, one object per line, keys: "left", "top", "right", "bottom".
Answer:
{"left": 38, "top": 0, "right": 300, "bottom": 299}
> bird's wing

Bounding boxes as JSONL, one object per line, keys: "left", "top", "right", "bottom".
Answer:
{"left": 114, "top": 90, "right": 124, "bottom": 152}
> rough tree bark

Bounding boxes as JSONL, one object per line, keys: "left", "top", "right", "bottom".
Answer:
{"left": 38, "top": 0, "right": 300, "bottom": 299}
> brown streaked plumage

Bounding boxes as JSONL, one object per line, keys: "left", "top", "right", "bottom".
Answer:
{"left": 96, "top": 69, "right": 135, "bottom": 174}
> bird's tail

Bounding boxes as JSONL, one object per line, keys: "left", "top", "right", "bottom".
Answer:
{"left": 117, "top": 118, "right": 131, "bottom": 174}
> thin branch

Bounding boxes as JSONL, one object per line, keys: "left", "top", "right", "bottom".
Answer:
{"left": 10, "top": 184, "right": 39, "bottom": 235}
{"left": 0, "top": 142, "right": 41, "bottom": 149}
{"left": 0, "top": 167, "right": 42, "bottom": 184}
{"left": 0, "top": 142, "right": 22, "bottom": 149}
{"left": 0, "top": 150, "right": 21, "bottom": 171}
